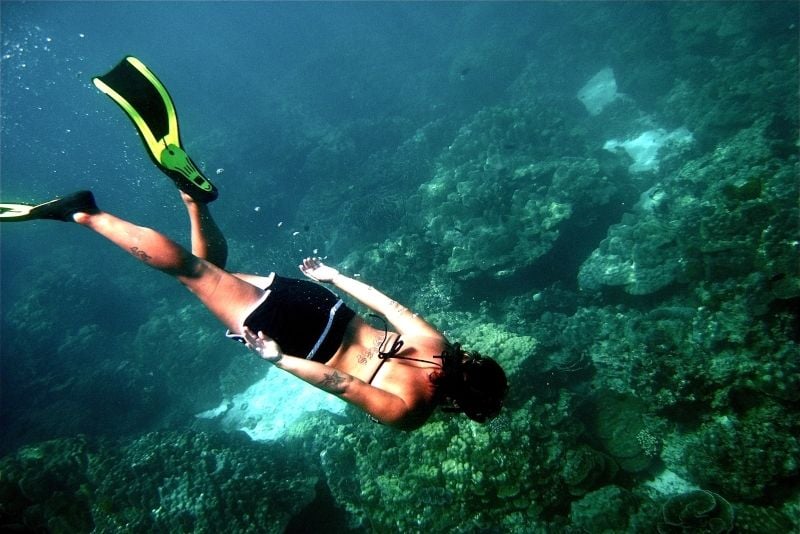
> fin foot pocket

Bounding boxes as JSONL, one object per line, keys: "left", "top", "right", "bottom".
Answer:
{"left": 160, "top": 144, "right": 218, "bottom": 202}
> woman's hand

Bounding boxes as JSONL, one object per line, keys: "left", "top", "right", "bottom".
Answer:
{"left": 299, "top": 257, "right": 340, "bottom": 283}
{"left": 242, "top": 327, "right": 283, "bottom": 363}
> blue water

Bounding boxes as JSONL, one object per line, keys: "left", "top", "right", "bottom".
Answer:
{"left": 1, "top": 2, "right": 798, "bottom": 532}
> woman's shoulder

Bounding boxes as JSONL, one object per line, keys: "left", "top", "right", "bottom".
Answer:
{"left": 399, "top": 333, "right": 446, "bottom": 357}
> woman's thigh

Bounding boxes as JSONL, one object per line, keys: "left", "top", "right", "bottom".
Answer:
{"left": 178, "top": 259, "right": 266, "bottom": 332}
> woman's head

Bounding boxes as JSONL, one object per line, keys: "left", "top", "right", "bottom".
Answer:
{"left": 433, "top": 343, "right": 508, "bottom": 423}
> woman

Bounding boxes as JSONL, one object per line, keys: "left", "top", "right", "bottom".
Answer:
{"left": 4, "top": 189, "right": 508, "bottom": 430}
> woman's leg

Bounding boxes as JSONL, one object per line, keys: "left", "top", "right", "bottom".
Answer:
{"left": 179, "top": 193, "right": 275, "bottom": 288}
{"left": 72, "top": 210, "right": 262, "bottom": 332}
{"left": 181, "top": 192, "right": 228, "bottom": 268}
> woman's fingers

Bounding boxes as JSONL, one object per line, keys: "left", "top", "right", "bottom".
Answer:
{"left": 302, "top": 256, "right": 322, "bottom": 269}
{"left": 242, "top": 326, "right": 254, "bottom": 341}
{"left": 300, "top": 257, "right": 322, "bottom": 279}
{"left": 244, "top": 327, "right": 270, "bottom": 342}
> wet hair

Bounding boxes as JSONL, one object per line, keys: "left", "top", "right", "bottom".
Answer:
{"left": 431, "top": 343, "right": 509, "bottom": 423}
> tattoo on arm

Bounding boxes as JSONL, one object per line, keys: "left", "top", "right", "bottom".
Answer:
{"left": 319, "top": 371, "right": 348, "bottom": 393}
{"left": 130, "top": 246, "right": 152, "bottom": 262}
{"left": 388, "top": 299, "right": 413, "bottom": 319}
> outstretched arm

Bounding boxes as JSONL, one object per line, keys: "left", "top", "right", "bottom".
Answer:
{"left": 243, "top": 328, "right": 418, "bottom": 429}
{"left": 299, "top": 258, "right": 441, "bottom": 337}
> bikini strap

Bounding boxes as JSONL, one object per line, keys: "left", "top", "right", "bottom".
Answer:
{"left": 365, "top": 313, "right": 444, "bottom": 419}
{"left": 380, "top": 336, "right": 404, "bottom": 360}
{"left": 368, "top": 313, "right": 442, "bottom": 367}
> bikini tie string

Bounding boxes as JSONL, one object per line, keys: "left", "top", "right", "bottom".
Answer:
{"left": 368, "top": 313, "right": 441, "bottom": 367}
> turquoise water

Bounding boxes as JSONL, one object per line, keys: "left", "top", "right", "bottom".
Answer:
{"left": 1, "top": 2, "right": 798, "bottom": 532}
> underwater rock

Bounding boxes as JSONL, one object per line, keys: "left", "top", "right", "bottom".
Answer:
{"left": 132, "top": 299, "right": 243, "bottom": 413}
{"left": 577, "top": 67, "right": 620, "bottom": 116}
{"left": 196, "top": 365, "right": 346, "bottom": 442}
{"left": 578, "top": 215, "right": 683, "bottom": 295}
{"left": 603, "top": 127, "right": 694, "bottom": 173}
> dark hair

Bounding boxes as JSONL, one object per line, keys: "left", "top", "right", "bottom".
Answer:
{"left": 431, "top": 343, "right": 509, "bottom": 423}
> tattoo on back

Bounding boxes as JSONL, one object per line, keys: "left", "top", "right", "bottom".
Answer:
{"left": 358, "top": 333, "right": 383, "bottom": 366}
{"left": 130, "top": 246, "right": 152, "bottom": 262}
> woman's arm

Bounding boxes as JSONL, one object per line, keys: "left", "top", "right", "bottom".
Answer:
{"left": 275, "top": 356, "right": 419, "bottom": 428}
{"left": 243, "top": 327, "right": 418, "bottom": 429}
{"left": 299, "top": 257, "right": 441, "bottom": 337}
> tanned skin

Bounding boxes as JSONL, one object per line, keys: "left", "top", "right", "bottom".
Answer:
{"left": 72, "top": 192, "right": 445, "bottom": 430}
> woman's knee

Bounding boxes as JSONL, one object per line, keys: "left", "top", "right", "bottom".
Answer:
{"left": 173, "top": 252, "right": 210, "bottom": 278}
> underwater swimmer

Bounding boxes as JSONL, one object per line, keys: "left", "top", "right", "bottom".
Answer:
{"left": 0, "top": 56, "right": 507, "bottom": 429}
{"left": 2, "top": 189, "right": 507, "bottom": 430}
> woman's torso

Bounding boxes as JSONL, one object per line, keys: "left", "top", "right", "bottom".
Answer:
{"left": 327, "top": 315, "right": 446, "bottom": 412}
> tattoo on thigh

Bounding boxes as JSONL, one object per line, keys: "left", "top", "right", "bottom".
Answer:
{"left": 130, "top": 246, "right": 152, "bottom": 262}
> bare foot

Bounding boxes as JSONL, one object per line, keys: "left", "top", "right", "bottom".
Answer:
{"left": 181, "top": 191, "right": 213, "bottom": 217}
{"left": 180, "top": 191, "right": 198, "bottom": 205}
{"left": 72, "top": 211, "right": 93, "bottom": 224}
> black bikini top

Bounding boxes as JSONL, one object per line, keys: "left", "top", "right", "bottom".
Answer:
{"left": 366, "top": 314, "right": 442, "bottom": 385}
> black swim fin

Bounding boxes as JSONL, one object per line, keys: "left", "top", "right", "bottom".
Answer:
{"left": 0, "top": 191, "right": 98, "bottom": 222}
{"left": 93, "top": 57, "right": 218, "bottom": 203}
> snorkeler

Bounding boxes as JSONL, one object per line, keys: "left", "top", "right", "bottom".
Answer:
{"left": 0, "top": 57, "right": 508, "bottom": 430}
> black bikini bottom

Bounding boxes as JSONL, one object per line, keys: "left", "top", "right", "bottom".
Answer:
{"left": 226, "top": 274, "right": 355, "bottom": 363}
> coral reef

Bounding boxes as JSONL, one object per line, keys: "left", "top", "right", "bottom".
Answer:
{"left": 579, "top": 119, "right": 799, "bottom": 296}
{"left": 418, "top": 111, "right": 613, "bottom": 280}
{"left": 2, "top": 2, "right": 798, "bottom": 532}
{"left": 733, "top": 504, "right": 795, "bottom": 534}
{"left": 0, "top": 431, "right": 319, "bottom": 533}
{"left": 562, "top": 445, "right": 618, "bottom": 496}
{"left": 589, "top": 391, "right": 661, "bottom": 474}
{"left": 0, "top": 437, "right": 94, "bottom": 532}
{"left": 570, "top": 485, "right": 638, "bottom": 533}
{"left": 677, "top": 402, "right": 800, "bottom": 501}
{"left": 657, "top": 490, "right": 733, "bottom": 534}
{"left": 290, "top": 394, "right": 585, "bottom": 532}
